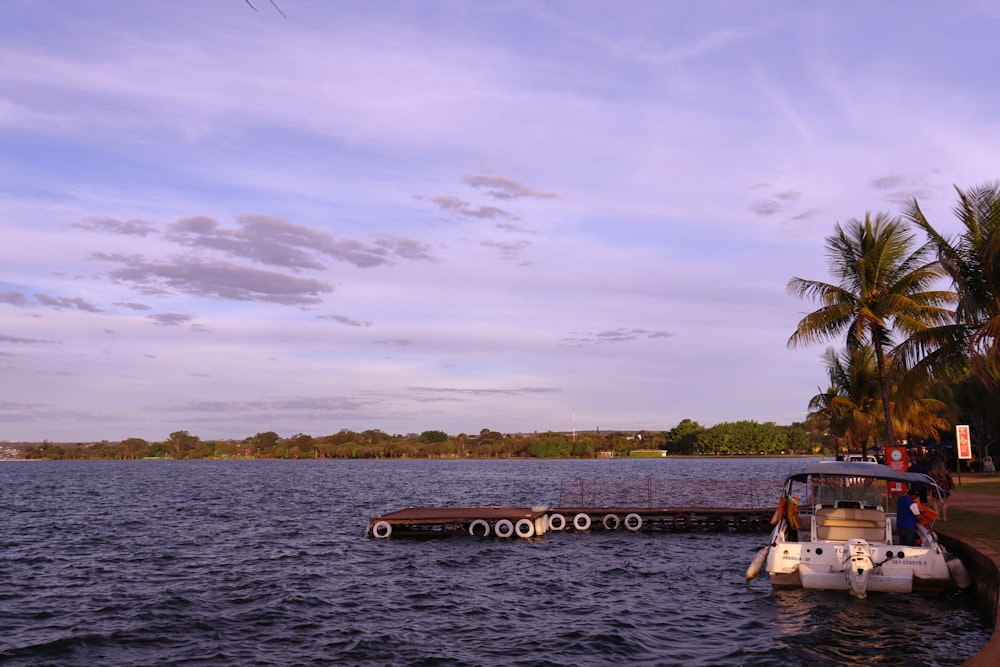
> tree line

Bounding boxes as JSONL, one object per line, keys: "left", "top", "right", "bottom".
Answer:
{"left": 19, "top": 420, "right": 816, "bottom": 460}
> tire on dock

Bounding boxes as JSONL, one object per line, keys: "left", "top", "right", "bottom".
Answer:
{"left": 468, "top": 519, "right": 490, "bottom": 537}
{"left": 624, "top": 513, "right": 643, "bottom": 531}
{"left": 515, "top": 518, "right": 535, "bottom": 538}
{"left": 602, "top": 514, "right": 621, "bottom": 530}
{"left": 495, "top": 519, "right": 515, "bottom": 538}
{"left": 548, "top": 513, "right": 567, "bottom": 531}
{"left": 372, "top": 520, "right": 392, "bottom": 539}
{"left": 573, "top": 513, "right": 592, "bottom": 531}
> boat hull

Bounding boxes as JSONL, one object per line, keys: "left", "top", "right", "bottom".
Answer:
{"left": 764, "top": 539, "right": 952, "bottom": 594}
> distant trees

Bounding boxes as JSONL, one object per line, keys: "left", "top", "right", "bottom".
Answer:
{"left": 419, "top": 430, "right": 449, "bottom": 444}
{"left": 168, "top": 430, "right": 201, "bottom": 458}
{"left": 666, "top": 419, "right": 704, "bottom": 454}
{"left": 16, "top": 420, "right": 816, "bottom": 460}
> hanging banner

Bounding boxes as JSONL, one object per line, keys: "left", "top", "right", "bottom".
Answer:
{"left": 956, "top": 425, "right": 972, "bottom": 460}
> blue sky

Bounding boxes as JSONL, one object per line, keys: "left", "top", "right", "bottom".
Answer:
{"left": 3, "top": 1, "right": 1000, "bottom": 442}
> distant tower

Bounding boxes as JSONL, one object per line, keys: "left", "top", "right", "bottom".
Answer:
{"left": 572, "top": 405, "right": 576, "bottom": 442}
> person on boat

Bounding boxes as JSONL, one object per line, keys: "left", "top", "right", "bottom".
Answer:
{"left": 907, "top": 457, "right": 929, "bottom": 503}
{"left": 896, "top": 486, "right": 921, "bottom": 546}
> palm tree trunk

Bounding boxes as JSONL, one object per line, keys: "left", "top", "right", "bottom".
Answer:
{"left": 872, "top": 330, "right": 897, "bottom": 453}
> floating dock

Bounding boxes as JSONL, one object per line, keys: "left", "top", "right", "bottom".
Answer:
{"left": 366, "top": 505, "right": 774, "bottom": 538}
{"left": 367, "top": 477, "right": 784, "bottom": 538}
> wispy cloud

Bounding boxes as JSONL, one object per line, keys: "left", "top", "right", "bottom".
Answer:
{"left": 463, "top": 174, "right": 557, "bottom": 201}
{"left": 422, "top": 195, "right": 519, "bottom": 221}
{"left": 0, "top": 291, "right": 28, "bottom": 306}
{"left": 166, "top": 215, "right": 435, "bottom": 269}
{"left": 94, "top": 253, "right": 334, "bottom": 305}
{"left": 147, "top": 313, "right": 195, "bottom": 326}
{"left": 318, "top": 314, "right": 373, "bottom": 327}
{"left": 34, "top": 294, "right": 103, "bottom": 312}
{"left": 0, "top": 334, "right": 60, "bottom": 344}
{"left": 560, "top": 328, "right": 675, "bottom": 347}
{"left": 73, "top": 217, "right": 158, "bottom": 236}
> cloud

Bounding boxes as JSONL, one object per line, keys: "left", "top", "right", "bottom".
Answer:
{"left": 34, "top": 293, "right": 103, "bottom": 312}
{"left": 0, "top": 334, "right": 60, "bottom": 344}
{"left": 375, "top": 338, "right": 416, "bottom": 346}
{"left": 867, "top": 174, "right": 934, "bottom": 205}
{"left": 72, "top": 217, "right": 159, "bottom": 236}
{"left": 373, "top": 235, "right": 437, "bottom": 261}
{"left": 869, "top": 175, "right": 908, "bottom": 190}
{"left": 165, "top": 215, "right": 435, "bottom": 270}
{"left": 749, "top": 200, "right": 782, "bottom": 217}
{"left": 773, "top": 190, "right": 802, "bottom": 202}
{"left": 115, "top": 301, "right": 152, "bottom": 310}
{"left": 147, "top": 313, "right": 194, "bottom": 326}
{"left": 318, "top": 314, "right": 373, "bottom": 327}
{"left": 560, "top": 327, "right": 676, "bottom": 347}
{"left": 167, "top": 215, "right": 326, "bottom": 270}
{"left": 481, "top": 238, "right": 531, "bottom": 261}
{"left": 790, "top": 208, "right": 823, "bottom": 221}
{"left": 463, "top": 174, "right": 557, "bottom": 201}
{"left": 0, "top": 400, "right": 116, "bottom": 424}
{"left": 496, "top": 222, "right": 541, "bottom": 235}
{"left": 423, "top": 195, "right": 520, "bottom": 221}
{"left": 0, "top": 291, "right": 27, "bottom": 306}
{"left": 94, "top": 252, "right": 334, "bottom": 305}
{"left": 156, "top": 395, "right": 379, "bottom": 416}
{"left": 408, "top": 386, "right": 560, "bottom": 397}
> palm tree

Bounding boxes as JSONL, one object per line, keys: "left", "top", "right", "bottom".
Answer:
{"left": 808, "top": 346, "right": 880, "bottom": 457}
{"left": 904, "top": 183, "right": 1000, "bottom": 388}
{"left": 787, "top": 213, "right": 953, "bottom": 454}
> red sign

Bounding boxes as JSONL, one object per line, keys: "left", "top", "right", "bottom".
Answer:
{"left": 956, "top": 425, "right": 972, "bottom": 460}
{"left": 886, "top": 446, "right": 908, "bottom": 493}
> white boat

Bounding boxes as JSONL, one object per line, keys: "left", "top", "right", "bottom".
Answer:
{"left": 746, "top": 461, "right": 971, "bottom": 598}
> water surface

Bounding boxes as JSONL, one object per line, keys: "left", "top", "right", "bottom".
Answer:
{"left": 0, "top": 458, "right": 988, "bottom": 666}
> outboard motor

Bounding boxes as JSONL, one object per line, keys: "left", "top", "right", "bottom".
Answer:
{"left": 845, "top": 539, "right": 874, "bottom": 599}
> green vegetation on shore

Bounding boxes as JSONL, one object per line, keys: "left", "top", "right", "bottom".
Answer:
{"left": 16, "top": 419, "right": 817, "bottom": 460}
{"left": 943, "top": 508, "right": 1000, "bottom": 552}
{"left": 936, "top": 479, "right": 1000, "bottom": 551}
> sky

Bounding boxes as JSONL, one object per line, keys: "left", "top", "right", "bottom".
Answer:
{"left": 3, "top": 1, "right": 1000, "bottom": 443}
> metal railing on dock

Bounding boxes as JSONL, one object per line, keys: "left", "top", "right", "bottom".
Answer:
{"left": 558, "top": 477, "right": 783, "bottom": 510}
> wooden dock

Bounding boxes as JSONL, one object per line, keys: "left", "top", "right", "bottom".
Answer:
{"left": 366, "top": 505, "right": 774, "bottom": 538}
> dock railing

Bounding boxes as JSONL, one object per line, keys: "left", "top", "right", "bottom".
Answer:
{"left": 557, "top": 477, "right": 785, "bottom": 510}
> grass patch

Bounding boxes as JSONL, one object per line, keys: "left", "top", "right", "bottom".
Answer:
{"left": 955, "top": 477, "right": 1000, "bottom": 495}
{"left": 939, "top": 509, "right": 1000, "bottom": 552}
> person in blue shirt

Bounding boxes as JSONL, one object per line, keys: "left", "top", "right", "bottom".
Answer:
{"left": 896, "top": 486, "right": 921, "bottom": 546}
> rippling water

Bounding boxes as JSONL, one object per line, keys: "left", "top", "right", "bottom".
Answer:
{"left": 0, "top": 458, "right": 989, "bottom": 666}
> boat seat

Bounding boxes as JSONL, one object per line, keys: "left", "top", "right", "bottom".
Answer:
{"left": 814, "top": 507, "right": 887, "bottom": 542}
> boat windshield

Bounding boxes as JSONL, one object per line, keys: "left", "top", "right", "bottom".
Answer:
{"left": 809, "top": 476, "right": 888, "bottom": 510}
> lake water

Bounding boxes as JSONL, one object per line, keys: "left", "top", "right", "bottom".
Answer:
{"left": 0, "top": 458, "right": 990, "bottom": 666}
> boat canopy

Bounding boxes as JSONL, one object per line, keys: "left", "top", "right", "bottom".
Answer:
{"left": 785, "top": 461, "right": 933, "bottom": 485}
